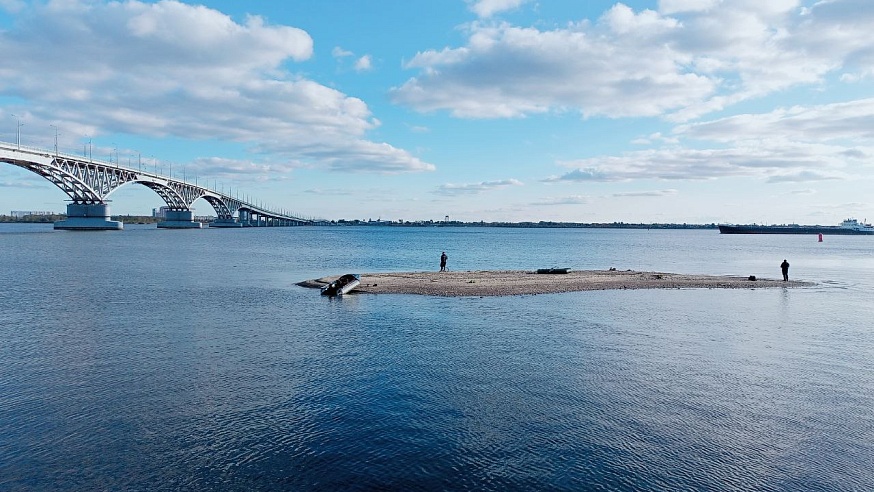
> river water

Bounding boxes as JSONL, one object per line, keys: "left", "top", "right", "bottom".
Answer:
{"left": 1, "top": 224, "right": 872, "bottom": 491}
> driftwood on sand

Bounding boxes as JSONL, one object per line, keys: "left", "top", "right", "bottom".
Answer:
{"left": 297, "top": 270, "right": 812, "bottom": 297}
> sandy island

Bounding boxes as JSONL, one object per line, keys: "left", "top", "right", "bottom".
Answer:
{"left": 297, "top": 270, "right": 812, "bottom": 297}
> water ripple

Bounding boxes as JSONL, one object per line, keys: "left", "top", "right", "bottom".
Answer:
{"left": 2, "top": 228, "right": 873, "bottom": 490}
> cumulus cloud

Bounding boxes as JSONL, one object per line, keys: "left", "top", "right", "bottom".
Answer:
{"left": 333, "top": 46, "right": 373, "bottom": 73}
{"left": 308, "top": 140, "right": 434, "bottom": 173}
{"left": 467, "top": 0, "right": 528, "bottom": 18}
{"left": 547, "top": 96, "right": 874, "bottom": 185}
{"left": 0, "top": 0, "right": 432, "bottom": 174}
{"left": 188, "top": 156, "right": 281, "bottom": 181}
{"left": 354, "top": 55, "right": 373, "bottom": 72}
{"left": 434, "top": 179, "right": 523, "bottom": 196}
{"left": 392, "top": 1, "right": 871, "bottom": 121}
{"left": 658, "top": 0, "right": 720, "bottom": 15}
{"left": 543, "top": 169, "right": 617, "bottom": 183}
{"left": 332, "top": 46, "right": 354, "bottom": 58}
{"left": 676, "top": 98, "right": 874, "bottom": 143}
{"left": 632, "top": 132, "right": 680, "bottom": 145}
{"left": 392, "top": 10, "right": 708, "bottom": 119}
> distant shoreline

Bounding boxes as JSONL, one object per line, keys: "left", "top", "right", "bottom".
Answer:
{"left": 299, "top": 270, "right": 812, "bottom": 297}
{"left": 1, "top": 216, "right": 716, "bottom": 229}
{"left": 320, "top": 220, "right": 718, "bottom": 229}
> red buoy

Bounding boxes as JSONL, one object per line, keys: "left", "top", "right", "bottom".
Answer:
{"left": 818, "top": 233, "right": 823, "bottom": 242}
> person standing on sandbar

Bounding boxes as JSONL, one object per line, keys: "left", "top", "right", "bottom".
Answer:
{"left": 780, "top": 259, "right": 790, "bottom": 281}
{"left": 440, "top": 251, "right": 448, "bottom": 272}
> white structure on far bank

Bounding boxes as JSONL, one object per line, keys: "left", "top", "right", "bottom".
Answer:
{"left": 10, "top": 210, "right": 54, "bottom": 218}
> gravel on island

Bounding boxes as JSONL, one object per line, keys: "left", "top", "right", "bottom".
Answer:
{"left": 297, "top": 269, "right": 812, "bottom": 297}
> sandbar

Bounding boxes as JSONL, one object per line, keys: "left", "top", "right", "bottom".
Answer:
{"left": 297, "top": 270, "right": 812, "bottom": 297}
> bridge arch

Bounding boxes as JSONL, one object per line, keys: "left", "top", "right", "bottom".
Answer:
{"left": 0, "top": 143, "right": 313, "bottom": 229}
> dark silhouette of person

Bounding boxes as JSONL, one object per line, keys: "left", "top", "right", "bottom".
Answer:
{"left": 440, "top": 251, "right": 448, "bottom": 272}
{"left": 780, "top": 259, "right": 790, "bottom": 281}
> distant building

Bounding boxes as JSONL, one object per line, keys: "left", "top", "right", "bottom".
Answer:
{"left": 10, "top": 210, "right": 54, "bottom": 218}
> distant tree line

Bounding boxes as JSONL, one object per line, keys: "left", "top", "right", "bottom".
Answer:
{"left": 0, "top": 214, "right": 66, "bottom": 223}
{"left": 328, "top": 219, "right": 718, "bottom": 229}
{"left": 0, "top": 214, "right": 163, "bottom": 224}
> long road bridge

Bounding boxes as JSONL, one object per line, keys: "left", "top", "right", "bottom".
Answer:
{"left": 0, "top": 141, "right": 316, "bottom": 230}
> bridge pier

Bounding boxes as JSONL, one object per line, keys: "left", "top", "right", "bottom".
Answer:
{"left": 54, "top": 203, "right": 123, "bottom": 230}
{"left": 157, "top": 210, "right": 202, "bottom": 229}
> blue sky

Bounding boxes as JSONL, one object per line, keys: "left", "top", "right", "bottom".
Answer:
{"left": 1, "top": 0, "right": 872, "bottom": 224}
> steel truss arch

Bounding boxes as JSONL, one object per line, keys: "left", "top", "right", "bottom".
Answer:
{"left": 136, "top": 180, "right": 211, "bottom": 211}
{"left": 0, "top": 143, "right": 315, "bottom": 225}
{"left": 201, "top": 194, "right": 242, "bottom": 220}
{"left": 2, "top": 154, "right": 140, "bottom": 204}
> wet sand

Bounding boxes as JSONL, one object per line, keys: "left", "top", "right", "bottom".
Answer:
{"left": 297, "top": 270, "right": 812, "bottom": 297}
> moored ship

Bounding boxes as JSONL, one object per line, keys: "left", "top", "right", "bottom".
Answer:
{"left": 719, "top": 218, "right": 874, "bottom": 235}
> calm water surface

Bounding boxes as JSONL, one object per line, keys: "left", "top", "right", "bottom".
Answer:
{"left": 1, "top": 224, "right": 872, "bottom": 491}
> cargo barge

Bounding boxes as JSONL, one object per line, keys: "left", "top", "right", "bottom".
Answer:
{"left": 718, "top": 218, "right": 874, "bottom": 235}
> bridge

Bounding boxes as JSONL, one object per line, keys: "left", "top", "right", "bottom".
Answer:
{"left": 0, "top": 141, "right": 316, "bottom": 230}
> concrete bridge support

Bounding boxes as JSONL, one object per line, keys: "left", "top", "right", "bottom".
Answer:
{"left": 157, "top": 210, "right": 202, "bottom": 229}
{"left": 54, "top": 203, "right": 123, "bottom": 230}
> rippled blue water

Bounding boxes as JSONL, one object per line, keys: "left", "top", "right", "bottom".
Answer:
{"left": 1, "top": 224, "right": 872, "bottom": 491}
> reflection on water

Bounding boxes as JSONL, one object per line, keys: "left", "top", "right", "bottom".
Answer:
{"left": 1, "top": 225, "right": 872, "bottom": 490}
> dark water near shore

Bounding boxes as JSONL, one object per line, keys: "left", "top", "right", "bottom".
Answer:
{"left": 1, "top": 224, "right": 872, "bottom": 491}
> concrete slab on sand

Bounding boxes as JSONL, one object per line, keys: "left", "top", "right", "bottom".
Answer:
{"left": 297, "top": 270, "right": 812, "bottom": 297}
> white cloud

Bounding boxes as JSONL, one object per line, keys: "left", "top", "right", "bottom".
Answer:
{"left": 767, "top": 171, "right": 842, "bottom": 183}
{"left": 467, "top": 0, "right": 528, "bottom": 18}
{"left": 602, "top": 3, "right": 679, "bottom": 35}
{"left": 187, "top": 156, "right": 282, "bottom": 181}
{"left": 393, "top": 1, "right": 871, "bottom": 121}
{"left": 612, "top": 189, "right": 678, "bottom": 197}
{"left": 354, "top": 54, "right": 373, "bottom": 72}
{"left": 675, "top": 98, "right": 874, "bottom": 143}
{"left": 543, "top": 169, "right": 617, "bottom": 183}
{"left": 547, "top": 97, "right": 874, "bottom": 185}
{"left": 658, "top": 0, "right": 720, "bottom": 15}
{"left": 0, "top": 0, "right": 432, "bottom": 174}
{"left": 632, "top": 132, "right": 680, "bottom": 145}
{"left": 393, "top": 13, "right": 707, "bottom": 119}
{"left": 311, "top": 140, "right": 434, "bottom": 173}
{"left": 546, "top": 141, "right": 863, "bottom": 183}
{"left": 797, "top": 0, "right": 874, "bottom": 83}
{"left": 434, "top": 179, "right": 523, "bottom": 195}
{"left": 332, "top": 46, "right": 354, "bottom": 58}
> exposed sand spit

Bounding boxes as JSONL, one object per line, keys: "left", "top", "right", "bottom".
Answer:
{"left": 297, "top": 269, "right": 812, "bottom": 297}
